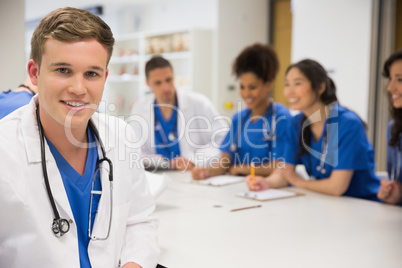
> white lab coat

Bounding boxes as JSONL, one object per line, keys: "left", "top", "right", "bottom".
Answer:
{"left": 129, "top": 90, "right": 228, "bottom": 167}
{"left": 0, "top": 96, "right": 160, "bottom": 268}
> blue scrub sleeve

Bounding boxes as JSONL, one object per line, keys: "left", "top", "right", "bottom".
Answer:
{"left": 270, "top": 106, "right": 291, "bottom": 161}
{"left": 283, "top": 115, "right": 303, "bottom": 165}
{"left": 219, "top": 113, "right": 240, "bottom": 159}
{"left": 332, "top": 116, "right": 373, "bottom": 170}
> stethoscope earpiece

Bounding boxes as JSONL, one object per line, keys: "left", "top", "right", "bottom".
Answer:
{"left": 316, "top": 166, "right": 326, "bottom": 174}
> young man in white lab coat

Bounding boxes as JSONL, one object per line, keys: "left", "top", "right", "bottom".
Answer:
{"left": 129, "top": 56, "right": 227, "bottom": 171}
{"left": 0, "top": 7, "right": 159, "bottom": 268}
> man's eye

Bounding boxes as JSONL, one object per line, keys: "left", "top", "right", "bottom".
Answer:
{"left": 57, "top": 68, "right": 69, "bottom": 74}
{"left": 87, "top": 71, "right": 98, "bottom": 77}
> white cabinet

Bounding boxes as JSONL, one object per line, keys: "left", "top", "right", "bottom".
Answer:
{"left": 103, "top": 29, "right": 214, "bottom": 118}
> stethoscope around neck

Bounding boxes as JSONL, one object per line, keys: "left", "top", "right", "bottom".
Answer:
{"left": 390, "top": 138, "right": 402, "bottom": 181}
{"left": 315, "top": 134, "right": 329, "bottom": 174}
{"left": 230, "top": 98, "right": 277, "bottom": 153}
{"left": 308, "top": 115, "right": 333, "bottom": 176}
{"left": 154, "top": 102, "right": 178, "bottom": 147}
{"left": 36, "top": 106, "right": 113, "bottom": 239}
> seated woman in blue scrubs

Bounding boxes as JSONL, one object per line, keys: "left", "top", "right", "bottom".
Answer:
{"left": 377, "top": 49, "right": 402, "bottom": 205}
{"left": 246, "top": 59, "right": 380, "bottom": 200}
{"left": 192, "top": 43, "right": 291, "bottom": 179}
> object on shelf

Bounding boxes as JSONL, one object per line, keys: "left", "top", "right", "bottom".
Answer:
{"left": 172, "top": 34, "right": 183, "bottom": 52}
{"left": 119, "top": 65, "right": 126, "bottom": 75}
{"left": 175, "top": 75, "right": 191, "bottom": 87}
{"left": 224, "top": 101, "right": 234, "bottom": 110}
{"left": 182, "top": 32, "right": 190, "bottom": 51}
{"left": 132, "top": 65, "right": 139, "bottom": 75}
{"left": 146, "top": 32, "right": 190, "bottom": 55}
{"left": 114, "top": 95, "right": 125, "bottom": 114}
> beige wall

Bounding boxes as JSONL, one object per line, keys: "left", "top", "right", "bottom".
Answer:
{"left": 0, "top": 0, "right": 26, "bottom": 91}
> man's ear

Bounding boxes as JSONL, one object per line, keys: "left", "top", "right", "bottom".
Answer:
{"left": 27, "top": 59, "right": 39, "bottom": 86}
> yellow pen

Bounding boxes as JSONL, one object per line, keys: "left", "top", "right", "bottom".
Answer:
{"left": 250, "top": 162, "right": 255, "bottom": 189}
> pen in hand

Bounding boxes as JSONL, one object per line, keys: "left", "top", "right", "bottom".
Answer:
{"left": 250, "top": 162, "right": 255, "bottom": 189}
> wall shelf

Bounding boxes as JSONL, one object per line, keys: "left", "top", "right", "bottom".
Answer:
{"left": 104, "top": 28, "right": 213, "bottom": 118}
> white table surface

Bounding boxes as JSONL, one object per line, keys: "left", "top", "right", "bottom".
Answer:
{"left": 154, "top": 171, "right": 402, "bottom": 268}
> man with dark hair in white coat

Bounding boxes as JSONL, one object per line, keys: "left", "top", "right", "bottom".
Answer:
{"left": 129, "top": 56, "right": 227, "bottom": 171}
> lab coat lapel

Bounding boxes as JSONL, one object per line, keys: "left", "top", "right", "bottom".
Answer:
{"left": 22, "top": 96, "right": 44, "bottom": 163}
{"left": 45, "top": 155, "right": 75, "bottom": 221}
{"left": 175, "top": 90, "right": 191, "bottom": 157}
{"left": 21, "top": 96, "right": 74, "bottom": 220}
{"left": 90, "top": 114, "right": 112, "bottom": 238}
{"left": 90, "top": 156, "right": 111, "bottom": 239}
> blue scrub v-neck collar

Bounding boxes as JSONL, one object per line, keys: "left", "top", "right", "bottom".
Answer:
{"left": 154, "top": 99, "right": 178, "bottom": 124}
{"left": 311, "top": 104, "right": 339, "bottom": 145}
{"left": 246, "top": 102, "right": 274, "bottom": 125}
{"left": 46, "top": 127, "right": 98, "bottom": 192}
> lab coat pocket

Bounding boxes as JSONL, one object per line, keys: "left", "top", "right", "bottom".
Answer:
{"left": 89, "top": 201, "right": 130, "bottom": 268}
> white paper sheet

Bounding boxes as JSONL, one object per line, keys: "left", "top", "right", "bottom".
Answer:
{"left": 194, "top": 175, "right": 244, "bottom": 186}
{"left": 237, "top": 189, "right": 296, "bottom": 201}
{"left": 145, "top": 171, "right": 169, "bottom": 198}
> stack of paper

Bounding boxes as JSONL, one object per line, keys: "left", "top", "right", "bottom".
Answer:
{"left": 145, "top": 171, "right": 169, "bottom": 198}
{"left": 237, "top": 189, "right": 297, "bottom": 201}
{"left": 194, "top": 175, "right": 244, "bottom": 186}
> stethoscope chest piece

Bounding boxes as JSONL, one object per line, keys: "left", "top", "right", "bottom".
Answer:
{"left": 52, "top": 218, "right": 70, "bottom": 237}
{"left": 168, "top": 131, "right": 176, "bottom": 142}
{"left": 230, "top": 143, "right": 238, "bottom": 153}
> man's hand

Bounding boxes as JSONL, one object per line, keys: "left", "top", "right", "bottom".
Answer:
{"left": 228, "top": 165, "right": 249, "bottom": 176}
{"left": 192, "top": 167, "right": 209, "bottom": 180}
{"left": 122, "top": 262, "right": 142, "bottom": 268}
{"left": 170, "top": 156, "right": 195, "bottom": 171}
{"left": 377, "top": 180, "right": 402, "bottom": 205}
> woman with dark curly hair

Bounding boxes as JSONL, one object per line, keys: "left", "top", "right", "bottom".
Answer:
{"left": 246, "top": 59, "right": 380, "bottom": 200}
{"left": 377, "top": 49, "right": 402, "bottom": 205}
{"left": 192, "top": 43, "right": 292, "bottom": 180}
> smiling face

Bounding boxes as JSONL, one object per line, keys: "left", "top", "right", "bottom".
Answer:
{"left": 28, "top": 38, "right": 109, "bottom": 131}
{"left": 387, "top": 59, "right": 402, "bottom": 108}
{"left": 284, "top": 67, "right": 324, "bottom": 115}
{"left": 239, "top": 72, "right": 271, "bottom": 113}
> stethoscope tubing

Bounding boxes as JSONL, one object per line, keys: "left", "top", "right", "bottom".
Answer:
{"left": 230, "top": 98, "right": 277, "bottom": 153}
{"left": 36, "top": 105, "right": 112, "bottom": 237}
{"left": 391, "top": 141, "right": 401, "bottom": 181}
{"left": 154, "top": 102, "right": 178, "bottom": 147}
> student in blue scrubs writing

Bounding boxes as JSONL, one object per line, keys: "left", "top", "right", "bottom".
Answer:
{"left": 192, "top": 43, "right": 291, "bottom": 180}
{"left": 377, "top": 49, "right": 402, "bottom": 205}
{"left": 246, "top": 59, "right": 380, "bottom": 200}
{"left": 0, "top": 77, "right": 37, "bottom": 119}
{"left": 0, "top": 7, "right": 159, "bottom": 267}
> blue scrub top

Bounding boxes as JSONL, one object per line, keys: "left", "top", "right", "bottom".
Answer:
{"left": 284, "top": 103, "right": 380, "bottom": 200}
{"left": 47, "top": 127, "right": 101, "bottom": 268}
{"left": 220, "top": 102, "right": 291, "bottom": 165}
{"left": 387, "top": 121, "right": 402, "bottom": 182}
{"left": 154, "top": 101, "right": 181, "bottom": 160}
{"left": 0, "top": 90, "right": 34, "bottom": 119}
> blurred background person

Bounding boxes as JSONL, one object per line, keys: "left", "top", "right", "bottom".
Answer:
{"left": 246, "top": 59, "right": 380, "bottom": 201}
{"left": 130, "top": 56, "right": 227, "bottom": 171}
{"left": 0, "top": 77, "right": 37, "bottom": 119}
{"left": 377, "top": 49, "right": 402, "bottom": 205}
{"left": 192, "top": 43, "right": 291, "bottom": 180}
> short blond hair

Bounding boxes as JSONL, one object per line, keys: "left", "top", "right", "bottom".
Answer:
{"left": 30, "top": 7, "right": 115, "bottom": 68}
